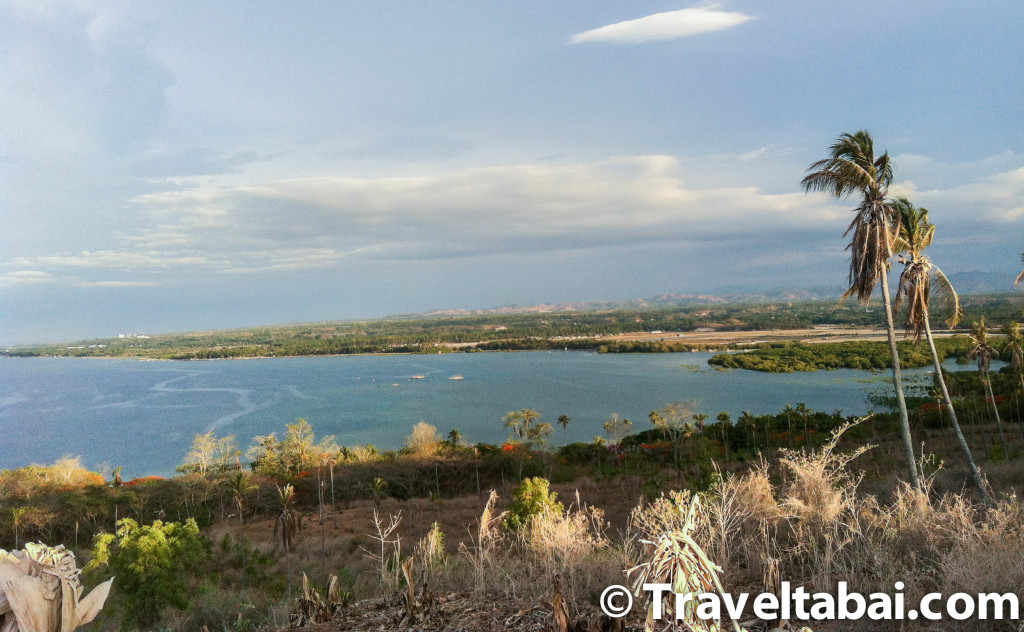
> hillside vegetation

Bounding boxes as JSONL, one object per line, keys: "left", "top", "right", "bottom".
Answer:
{"left": 6, "top": 293, "right": 1023, "bottom": 360}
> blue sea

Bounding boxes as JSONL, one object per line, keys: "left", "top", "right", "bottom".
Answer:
{"left": 0, "top": 352, "right": 986, "bottom": 477}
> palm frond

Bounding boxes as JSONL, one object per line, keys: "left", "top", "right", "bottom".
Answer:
{"left": 930, "top": 263, "right": 962, "bottom": 328}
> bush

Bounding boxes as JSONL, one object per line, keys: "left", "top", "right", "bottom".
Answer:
{"left": 503, "top": 477, "right": 563, "bottom": 532}
{"left": 86, "top": 518, "right": 209, "bottom": 629}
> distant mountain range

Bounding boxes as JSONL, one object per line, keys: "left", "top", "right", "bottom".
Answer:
{"left": 415, "top": 271, "right": 1019, "bottom": 318}
{"left": 946, "top": 270, "right": 1020, "bottom": 295}
{"left": 417, "top": 287, "right": 847, "bottom": 317}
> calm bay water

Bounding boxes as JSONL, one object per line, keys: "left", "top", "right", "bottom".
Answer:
{"left": 0, "top": 352, "right": 983, "bottom": 477}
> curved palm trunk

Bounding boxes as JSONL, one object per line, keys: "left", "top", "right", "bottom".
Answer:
{"left": 923, "top": 311, "right": 987, "bottom": 499}
{"left": 879, "top": 269, "right": 921, "bottom": 490}
{"left": 983, "top": 372, "right": 1009, "bottom": 457}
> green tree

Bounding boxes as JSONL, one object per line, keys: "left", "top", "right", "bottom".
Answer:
{"left": 716, "top": 411, "right": 731, "bottom": 462}
{"left": 247, "top": 433, "right": 283, "bottom": 474}
{"left": 503, "top": 409, "right": 540, "bottom": 442}
{"left": 503, "top": 477, "right": 563, "bottom": 531}
{"left": 557, "top": 414, "right": 571, "bottom": 447}
{"left": 802, "top": 130, "right": 920, "bottom": 490}
{"left": 447, "top": 428, "right": 463, "bottom": 447}
{"left": 782, "top": 404, "right": 796, "bottom": 449}
{"left": 692, "top": 412, "right": 708, "bottom": 437}
{"left": 86, "top": 518, "right": 207, "bottom": 630}
{"left": 796, "top": 403, "right": 811, "bottom": 448}
{"left": 503, "top": 409, "right": 552, "bottom": 447}
{"left": 893, "top": 199, "right": 986, "bottom": 498}
{"left": 281, "top": 418, "right": 316, "bottom": 474}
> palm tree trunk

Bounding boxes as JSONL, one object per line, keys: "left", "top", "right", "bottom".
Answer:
{"left": 983, "top": 374, "right": 1009, "bottom": 457}
{"left": 238, "top": 508, "right": 247, "bottom": 593}
{"left": 923, "top": 312, "right": 987, "bottom": 499}
{"left": 879, "top": 269, "right": 921, "bottom": 490}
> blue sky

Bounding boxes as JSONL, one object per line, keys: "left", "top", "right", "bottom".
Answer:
{"left": 2, "top": 1, "right": 1022, "bottom": 343}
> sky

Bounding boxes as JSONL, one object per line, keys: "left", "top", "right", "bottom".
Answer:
{"left": 2, "top": 1, "right": 1023, "bottom": 344}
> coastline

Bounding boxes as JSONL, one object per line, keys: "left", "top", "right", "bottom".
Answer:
{"left": 3, "top": 325, "right": 962, "bottom": 362}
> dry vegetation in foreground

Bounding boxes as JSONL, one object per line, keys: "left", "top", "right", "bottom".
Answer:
{"left": 162, "top": 421, "right": 1024, "bottom": 632}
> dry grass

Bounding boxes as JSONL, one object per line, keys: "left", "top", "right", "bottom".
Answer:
{"left": 188, "top": 430, "right": 1024, "bottom": 632}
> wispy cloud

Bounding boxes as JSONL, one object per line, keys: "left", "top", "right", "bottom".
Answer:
{"left": 78, "top": 281, "right": 161, "bottom": 288}
{"left": 569, "top": 7, "right": 754, "bottom": 44}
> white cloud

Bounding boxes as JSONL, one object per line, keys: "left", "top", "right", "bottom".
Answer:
{"left": 6, "top": 156, "right": 844, "bottom": 281}
{"left": 893, "top": 166, "right": 1024, "bottom": 223}
{"left": 569, "top": 7, "right": 754, "bottom": 44}
{"left": 0, "top": 270, "right": 53, "bottom": 288}
{"left": 10, "top": 153, "right": 1022, "bottom": 285}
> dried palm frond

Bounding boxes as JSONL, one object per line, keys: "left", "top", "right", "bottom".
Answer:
{"left": 626, "top": 495, "right": 741, "bottom": 632}
{"left": 892, "top": 198, "right": 962, "bottom": 341}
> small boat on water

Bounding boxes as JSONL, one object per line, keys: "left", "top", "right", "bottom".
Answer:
{"left": 448, "top": 374, "right": 464, "bottom": 380}
{"left": 411, "top": 374, "right": 426, "bottom": 379}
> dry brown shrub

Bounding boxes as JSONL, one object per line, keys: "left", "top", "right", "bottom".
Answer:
{"left": 705, "top": 461, "right": 783, "bottom": 582}
{"left": 405, "top": 421, "right": 442, "bottom": 456}
{"left": 778, "top": 420, "right": 870, "bottom": 525}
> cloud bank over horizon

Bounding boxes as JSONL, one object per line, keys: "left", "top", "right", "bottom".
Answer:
{"left": 5, "top": 152, "right": 1021, "bottom": 291}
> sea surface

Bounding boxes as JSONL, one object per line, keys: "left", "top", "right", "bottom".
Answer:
{"left": 0, "top": 352, "right": 990, "bottom": 477}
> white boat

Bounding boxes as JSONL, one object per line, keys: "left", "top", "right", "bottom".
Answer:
{"left": 411, "top": 374, "right": 426, "bottom": 379}
{"left": 448, "top": 374, "right": 464, "bottom": 380}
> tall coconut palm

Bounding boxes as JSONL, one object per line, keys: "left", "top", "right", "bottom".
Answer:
{"left": 716, "top": 411, "right": 731, "bottom": 462}
{"left": 782, "top": 403, "right": 796, "bottom": 449}
{"left": 892, "top": 199, "right": 987, "bottom": 498}
{"left": 557, "top": 414, "right": 571, "bottom": 447}
{"left": 1015, "top": 253, "right": 1024, "bottom": 287}
{"left": 802, "top": 130, "right": 920, "bottom": 489}
{"left": 969, "top": 319, "right": 1010, "bottom": 458}
{"left": 796, "top": 402, "right": 810, "bottom": 448}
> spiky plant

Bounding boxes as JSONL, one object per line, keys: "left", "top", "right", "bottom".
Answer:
{"left": 969, "top": 319, "right": 1009, "bottom": 457}
{"left": 627, "top": 495, "right": 741, "bottom": 632}
{"left": 802, "top": 130, "right": 919, "bottom": 490}
{"left": 892, "top": 198, "right": 986, "bottom": 499}
{"left": 275, "top": 483, "right": 300, "bottom": 554}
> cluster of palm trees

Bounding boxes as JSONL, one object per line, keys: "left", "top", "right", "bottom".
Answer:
{"left": 803, "top": 131, "right": 1021, "bottom": 499}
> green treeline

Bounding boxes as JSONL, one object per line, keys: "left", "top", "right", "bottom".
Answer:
{"left": 708, "top": 336, "right": 977, "bottom": 372}
{"left": 7, "top": 294, "right": 1022, "bottom": 360}
{"left": 3, "top": 298, "right": 936, "bottom": 359}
